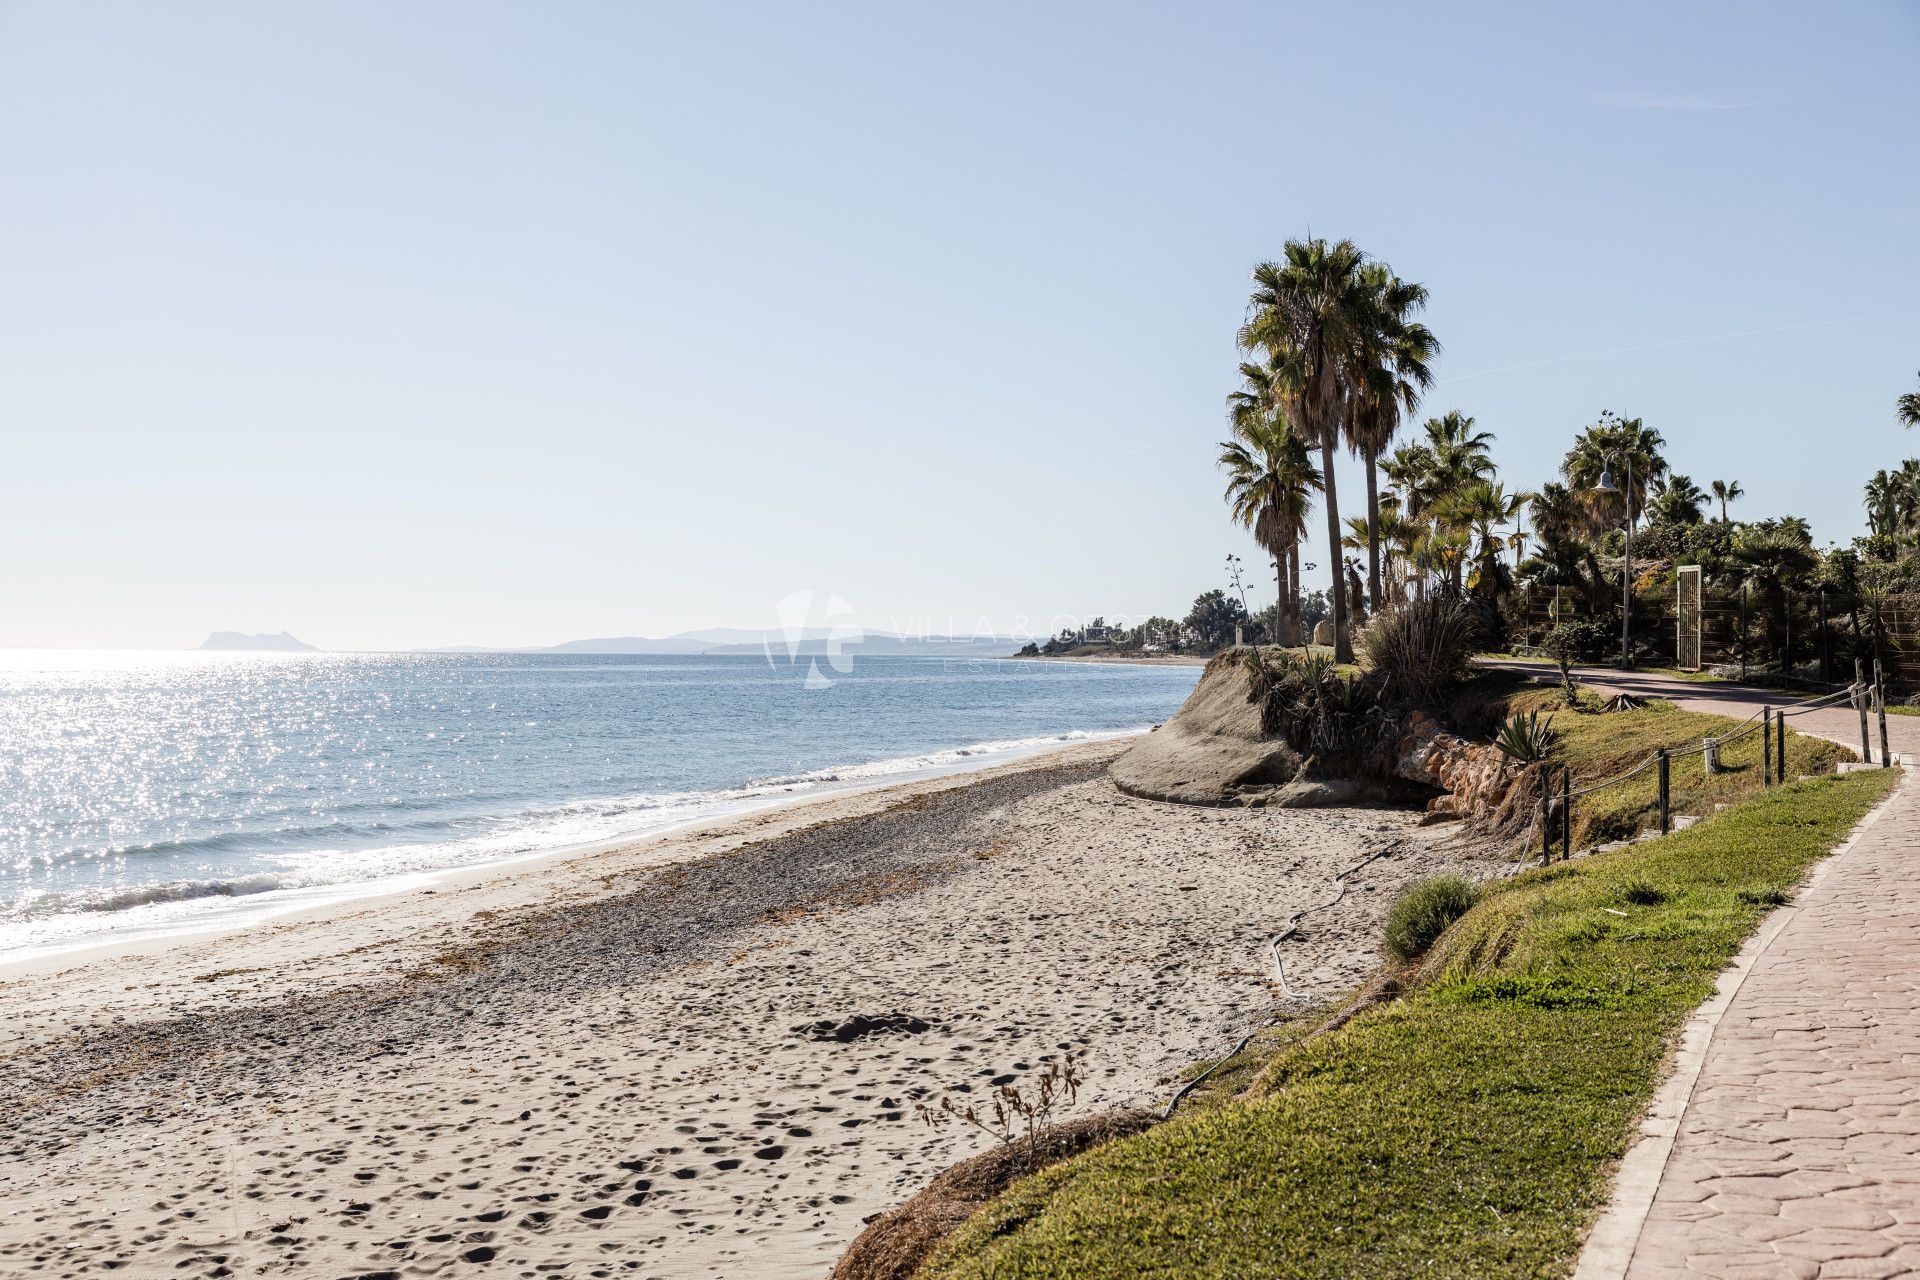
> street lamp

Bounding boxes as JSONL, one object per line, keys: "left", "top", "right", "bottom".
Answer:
{"left": 1592, "top": 456, "right": 1635, "bottom": 669}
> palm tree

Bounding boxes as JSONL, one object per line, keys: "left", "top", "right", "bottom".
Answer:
{"left": 1446, "top": 480, "right": 1529, "bottom": 605}
{"left": 1865, "top": 462, "right": 1920, "bottom": 538}
{"left": 1729, "top": 524, "right": 1818, "bottom": 671}
{"left": 1219, "top": 407, "right": 1322, "bottom": 646}
{"left": 1562, "top": 411, "right": 1668, "bottom": 537}
{"left": 1402, "top": 412, "right": 1496, "bottom": 590}
{"left": 1528, "top": 481, "right": 1600, "bottom": 612}
{"left": 1239, "top": 238, "right": 1427, "bottom": 663}
{"left": 1344, "top": 265, "right": 1438, "bottom": 612}
{"left": 1709, "top": 479, "right": 1744, "bottom": 524}
{"left": 1899, "top": 371, "right": 1920, "bottom": 428}
{"left": 1647, "top": 474, "right": 1706, "bottom": 526}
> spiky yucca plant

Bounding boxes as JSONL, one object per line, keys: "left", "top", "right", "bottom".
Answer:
{"left": 1493, "top": 709, "right": 1557, "bottom": 764}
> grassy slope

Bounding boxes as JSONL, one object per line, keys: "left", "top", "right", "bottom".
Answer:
{"left": 920, "top": 752, "right": 1895, "bottom": 1278}
{"left": 1505, "top": 682, "right": 1846, "bottom": 847}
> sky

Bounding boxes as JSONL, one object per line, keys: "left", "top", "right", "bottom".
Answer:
{"left": 1, "top": 1, "right": 1916, "bottom": 650}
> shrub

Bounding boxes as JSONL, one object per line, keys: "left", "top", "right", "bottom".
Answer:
{"left": 1544, "top": 617, "right": 1616, "bottom": 666}
{"left": 1242, "top": 648, "right": 1397, "bottom": 776}
{"left": 1362, "top": 597, "right": 1476, "bottom": 704}
{"left": 1493, "top": 710, "right": 1557, "bottom": 763}
{"left": 1383, "top": 875, "right": 1483, "bottom": 962}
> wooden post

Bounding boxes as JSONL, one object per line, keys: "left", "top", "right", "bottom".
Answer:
{"left": 1857, "top": 659, "right": 1873, "bottom": 763}
{"left": 1657, "top": 748, "right": 1671, "bottom": 835}
{"left": 1560, "top": 766, "right": 1572, "bottom": 859}
{"left": 1538, "top": 770, "right": 1552, "bottom": 866}
{"left": 1762, "top": 708, "right": 1773, "bottom": 786}
{"left": 1876, "top": 659, "right": 1892, "bottom": 767}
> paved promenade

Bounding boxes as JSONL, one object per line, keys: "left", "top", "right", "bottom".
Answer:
{"left": 1524, "top": 665, "right": 1920, "bottom": 1280}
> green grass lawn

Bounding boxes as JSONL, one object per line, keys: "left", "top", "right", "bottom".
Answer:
{"left": 919, "top": 767, "right": 1897, "bottom": 1280}
{"left": 1501, "top": 682, "right": 1847, "bottom": 848}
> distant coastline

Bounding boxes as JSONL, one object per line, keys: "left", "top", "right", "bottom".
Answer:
{"left": 1013, "top": 651, "right": 1208, "bottom": 667}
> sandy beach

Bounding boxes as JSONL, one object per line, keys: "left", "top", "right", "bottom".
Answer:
{"left": 0, "top": 738, "right": 1494, "bottom": 1280}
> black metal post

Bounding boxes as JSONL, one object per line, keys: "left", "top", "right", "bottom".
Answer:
{"left": 1657, "top": 748, "right": 1671, "bottom": 835}
{"left": 1777, "top": 708, "right": 1788, "bottom": 782}
{"left": 1876, "top": 658, "right": 1891, "bottom": 767}
{"left": 1762, "top": 708, "right": 1773, "bottom": 786}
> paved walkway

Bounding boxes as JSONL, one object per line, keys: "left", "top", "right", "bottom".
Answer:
{"left": 1512, "top": 664, "right": 1920, "bottom": 1280}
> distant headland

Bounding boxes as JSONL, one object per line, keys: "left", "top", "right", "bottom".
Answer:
{"left": 196, "top": 631, "right": 318, "bottom": 652}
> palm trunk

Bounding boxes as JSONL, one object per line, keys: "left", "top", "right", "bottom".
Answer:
{"left": 1320, "top": 435, "right": 1350, "bottom": 661}
{"left": 1274, "top": 554, "right": 1289, "bottom": 646}
{"left": 1364, "top": 449, "right": 1382, "bottom": 612}
{"left": 1289, "top": 540, "right": 1303, "bottom": 647}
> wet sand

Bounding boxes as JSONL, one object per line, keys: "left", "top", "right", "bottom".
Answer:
{"left": 0, "top": 739, "right": 1493, "bottom": 1279}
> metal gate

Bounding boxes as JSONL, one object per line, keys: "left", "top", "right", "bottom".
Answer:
{"left": 1676, "top": 565, "right": 1702, "bottom": 671}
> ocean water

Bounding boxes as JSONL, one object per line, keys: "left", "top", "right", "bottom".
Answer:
{"left": 0, "top": 650, "right": 1199, "bottom": 961}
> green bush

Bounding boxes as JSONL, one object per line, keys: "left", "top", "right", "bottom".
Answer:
{"left": 1361, "top": 596, "right": 1476, "bottom": 704}
{"left": 1545, "top": 617, "right": 1616, "bottom": 665}
{"left": 1383, "top": 875, "right": 1482, "bottom": 962}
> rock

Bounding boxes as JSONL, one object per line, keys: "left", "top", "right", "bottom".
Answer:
{"left": 1109, "top": 651, "right": 1302, "bottom": 805}
{"left": 1312, "top": 621, "right": 1335, "bottom": 646}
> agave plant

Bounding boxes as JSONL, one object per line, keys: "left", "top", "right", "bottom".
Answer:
{"left": 1493, "top": 710, "right": 1557, "bottom": 764}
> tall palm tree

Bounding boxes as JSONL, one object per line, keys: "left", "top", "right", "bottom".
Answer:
{"left": 1239, "top": 238, "right": 1424, "bottom": 663}
{"left": 1899, "top": 371, "right": 1920, "bottom": 428}
{"left": 1709, "top": 478, "right": 1744, "bottom": 524}
{"left": 1219, "top": 408, "right": 1322, "bottom": 646}
{"left": 1343, "top": 264, "right": 1438, "bottom": 612}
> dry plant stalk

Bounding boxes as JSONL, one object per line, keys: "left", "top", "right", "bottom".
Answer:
{"left": 915, "top": 1055, "right": 1084, "bottom": 1173}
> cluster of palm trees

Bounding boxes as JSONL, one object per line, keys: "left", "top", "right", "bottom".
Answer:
{"left": 1866, "top": 461, "right": 1920, "bottom": 539}
{"left": 1367, "top": 411, "right": 1523, "bottom": 604}
{"left": 1215, "top": 238, "right": 1438, "bottom": 662}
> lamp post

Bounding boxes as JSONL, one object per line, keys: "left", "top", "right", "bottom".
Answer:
{"left": 1592, "top": 454, "right": 1635, "bottom": 669}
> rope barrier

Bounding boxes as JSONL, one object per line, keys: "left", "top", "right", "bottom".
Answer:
{"left": 1542, "top": 680, "right": 1875, "bottom": 859}
{"left": 1776, "top": 684, "right": 1862, "bottom": 717}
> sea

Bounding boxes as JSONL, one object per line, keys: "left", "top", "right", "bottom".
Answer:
{"left": 0, "top": 650, "right": 1199, "bottom": 962}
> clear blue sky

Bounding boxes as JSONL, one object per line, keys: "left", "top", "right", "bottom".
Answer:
{"left": 3, "top": 1, "right": 1916, "bottom": 650}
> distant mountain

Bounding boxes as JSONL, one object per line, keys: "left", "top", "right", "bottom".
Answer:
{"left": 540, "top": 636, "right": 715, "bottom": 654}
{"left": 705, "top": 634, "right": 1022, "bottom": 657}
{"left": 198, "top": 631, "right": 318, "bottom": 652}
